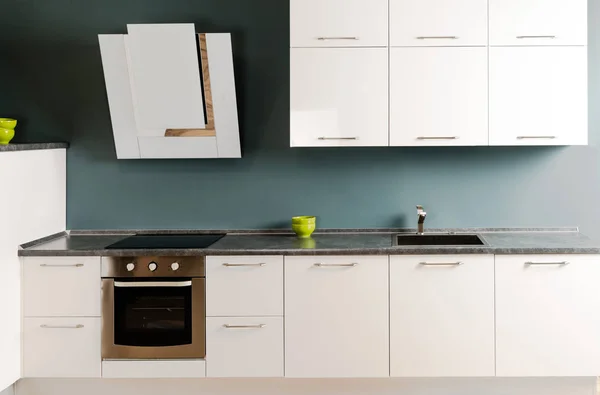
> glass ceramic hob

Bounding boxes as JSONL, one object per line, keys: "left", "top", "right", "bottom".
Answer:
{"left": 105, "top": 234, "right": 225, "bottom": 249}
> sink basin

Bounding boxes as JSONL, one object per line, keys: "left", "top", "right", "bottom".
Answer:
{"left": 394, "top": 234, "right": 484, "bottom": 246}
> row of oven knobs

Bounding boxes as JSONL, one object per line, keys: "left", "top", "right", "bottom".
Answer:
{"left": 125, "top": 262, "right": 180, "bottom": 272}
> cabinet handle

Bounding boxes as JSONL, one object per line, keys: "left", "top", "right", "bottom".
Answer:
{"left": 222, "top": 263, "right": 266, "bottom": 267}
{"left": 318, "top": 137, "right": 358, "bottom": 141}
{"left": 40, "top": 324, "right": 84, "bottom": 329}
{"left": 416, "top": 36, "right": 458, "bottom": 40}
{"left": 525, "top": 261, "right": 570, "bottom": 266}
{"left": 516, "top": 35, "right": 556, "bottom": 39}
{"left": 317, "top": 37, "right": 358, "bottom": 41}
{"left": 417, "top": 136, "right": 458, "bottom": 140}
{"left": 420, "top": 262, "right": 463, "bottom": 266}
{"left": 314, "top": 263, "right": 358, "bottom": 267}
{"left": 517, "top": 136, "right": 556, "bottom": 140}
{"left": 39, "top": 263, "right": 84, "bottom": 267}
{"left": 223, "top": 324, "right": 266, "bottom": 329}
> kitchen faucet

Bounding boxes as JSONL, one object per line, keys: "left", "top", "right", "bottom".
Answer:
{"left": 416, "top": 205, "right": 427, "bottom": 235}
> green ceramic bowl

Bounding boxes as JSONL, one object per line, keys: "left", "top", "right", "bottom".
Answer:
{"left": 0, "top": 128, "right": 15, "bottom": 145}
{"left": 292, "top": 222, "right": 316, "bottom": 239}
{"left": 292, "top": 216, "right": 316, "bottom": 224}
{"left": 0, "top": 118, "right": 17, "bottom": 129}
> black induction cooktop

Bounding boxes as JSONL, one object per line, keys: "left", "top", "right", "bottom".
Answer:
{"left": 105, "top": 234, "right": 226, "bottom": 250}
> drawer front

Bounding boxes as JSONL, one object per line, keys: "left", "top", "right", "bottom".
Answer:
{"left": 23, "top": 317, "right": 101, "bottom": 378}
{"left": 102, "top": 360, "right": 206, "bottom": 378}
{"left": 206, "top": 256, "right": 283, "bottom": 316}
{"left": 23, "top": 257, "right": 101, "bottom": 317}
{"left": 206, "top": 317, "right": 284, "bottom": 378}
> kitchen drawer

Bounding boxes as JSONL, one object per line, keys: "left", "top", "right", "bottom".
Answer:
{"left": 23, "top": 317, "right": 101, "bottom": 378}
{"left": 206, "top": 256, "right": 283, "bottom": 316}
{"left": 23, "top": 257, "right": 101, "bottom": 317}
{"left": 102, "top": 360, "right": 206, "bottom": 378}
{"left": 206, "top": 317, "right": 283, "bottom": 378}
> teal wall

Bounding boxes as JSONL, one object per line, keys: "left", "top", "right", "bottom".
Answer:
{"left": 1, "top": 0, "right": 599, "bottom": 236}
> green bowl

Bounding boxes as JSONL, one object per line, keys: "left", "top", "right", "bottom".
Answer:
{"left": 0, "top": 128, "right": 15, "bottom": 145}
{"left": 292, "top": 222, "right": 316, "bottom": 238}
{"left": 292, "top": 216, "right": 316, "bottom": 224}
{"left": 0, "top": 118, "right": 17, "bottom": 129}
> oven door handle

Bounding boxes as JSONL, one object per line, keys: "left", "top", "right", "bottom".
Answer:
{"left": 113, "top": 281, "right": 192, "bottom": 288}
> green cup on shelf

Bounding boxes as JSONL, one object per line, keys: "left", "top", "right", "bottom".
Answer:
{"left": 292, "top": 216, "right": 316, "bottom": 238}
{"left": 0, "top": 118, "right": 17, "bottom": 145}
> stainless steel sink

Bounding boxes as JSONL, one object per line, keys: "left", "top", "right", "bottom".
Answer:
{"left": 394, "top": 234, "right": 484, "bottom": 246}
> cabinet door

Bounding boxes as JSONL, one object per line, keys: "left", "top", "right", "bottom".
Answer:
{"left": 390, "top": 0, "right": 487, "bottom": 47}
{"left": 489, "top": 47, "right": 587, "bottom": 146}
{"left": 291, "top": 48, "right": 388, "bottom": 147}
{"left": 496, "top": 255, "right": 600, "bottom": 376}
{"left": 390, "top": 255, "right": 495, "bottom": 377}
{"left": 390, "top": 47, "right": 488, "bottom": 146}
{"left": 490, "top": 0, "right": 587, "bottom": 46}
{"left": 23, "top": 317, "right": 101, "bottom": 378}
{"left": 290, "top": 0, "right": 388, "bottom": 48}
{"left": 206, "top": 317, "right": 283, "bottom": 378}
{"left": 284, "top": 256, "right": 388, "bottom": 378}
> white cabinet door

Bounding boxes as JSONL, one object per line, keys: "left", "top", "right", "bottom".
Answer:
{"left": 496, "top": 255, "right": 600, "bottom": 377}
{"left": 290, "top": 0, "right": 388, "bottom": 48}
{"left": 291, "top": 48, "right": 388, "bottom": 147}
{"left": 390, "top": 0, "right": 487, "bottom": 47}
{"left": 284, "top": 256, "right": 388, "bottom": 378}
{"left": 390, "top": 47, "right": 488, "bottom": 146}
{"left": 390, "top": 255, "right": 495, "bottom": 377}
{"left": 206, "top": 317, "right": 283, "bottom": 378}
{"left": 23, "top": 317, "right": 101, "bottom": 378}
{"left": 489, "top": 47, "right": 587, "bottom": 146}
{"left": 490, "top": 0, "right": 587, "bottom": 46}
{"left": 206, "top": 256, "right": 283, "bottom": 316}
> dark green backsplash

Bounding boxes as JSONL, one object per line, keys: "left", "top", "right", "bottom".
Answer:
{"left": 1, "top": 0, "right": 598, "bottom": 237}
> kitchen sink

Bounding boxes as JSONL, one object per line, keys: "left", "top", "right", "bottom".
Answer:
{"left": 394, "top": 234, "right": 484, "bottom": 246}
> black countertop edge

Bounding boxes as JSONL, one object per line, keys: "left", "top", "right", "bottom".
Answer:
{"left": 20, "top": 231, "right": 68, "bottom": 249}
{"left": 0, "top": 143, "right": 69, "bottom": 152}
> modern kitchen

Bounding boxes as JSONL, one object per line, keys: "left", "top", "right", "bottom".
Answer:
{"left": 1, "top": 1, "right": 599, "bottom": 395}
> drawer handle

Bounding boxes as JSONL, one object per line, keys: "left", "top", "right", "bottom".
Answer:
{"left": 314, "top": 263, "right": 358, "bottom": 267}
{"left": 517, "top": 136, "right": 556, "bottom": 140}
{"left": 416, "top": 36, "right": 459, "bottom": 40}
{"left": 417, "top": 136, "right": 459, "bottom": 140}
{"left": 420, "top": 262, "right": 463, "bottom": 266}
{"left": 318, "top": 137, "right": 358, "bottom": 141}
{"left": 222, "top": 263, "right": 266, "bottom": 267}
{"left": 317, "top": 37, "right": 358, "bottom": 41}
{"left": 40, "top": 324, "right": 84, "bottom": 329}
{"left": 223, "top": 324, "right": 266, "bottom": 329}
{"left": 39, "top": 263, "right": 84, "bottom": 267}
{"left": 516, "top": 35, "right": 556, "bottom": 39}
{"left": 525, "top": 261, "right": 570, "bottom": 266}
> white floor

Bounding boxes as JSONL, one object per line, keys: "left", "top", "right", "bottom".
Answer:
{"left": 14, "top": 378, "right": 598, "bottom": 395}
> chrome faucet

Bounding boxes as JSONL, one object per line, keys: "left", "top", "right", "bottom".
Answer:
{"left": 416, "top": 205, "right": 427, "bottom": 235}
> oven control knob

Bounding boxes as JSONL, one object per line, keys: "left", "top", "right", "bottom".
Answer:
{"left": 126, "top": 263, "right": 135, "bottom": 272}
{"left": 171, "top": 262, "right": 180, "bottom": 271}
{"left": 148, "top": 262, "right": 158, "bottom": 272}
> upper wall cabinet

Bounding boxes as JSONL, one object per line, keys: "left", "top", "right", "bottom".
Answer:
{"left": 489, "top": 0, "right": 587, "bottom": 46}
{"left": 290, "top": 0, "right": 388, "bottom": 48}
{"left": 99, "top": 24, "right": 241, "bottom": 159}
{"left": 390, "top": 0, "right": 487, "bottom": 47}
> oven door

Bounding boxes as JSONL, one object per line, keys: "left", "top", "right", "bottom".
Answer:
{"left": 102, "top": 278, "right": 205, "bottom": 359}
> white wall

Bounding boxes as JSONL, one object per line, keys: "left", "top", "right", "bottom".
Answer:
{"left": 16, "top": 378, "right": 597, "bottom": 395}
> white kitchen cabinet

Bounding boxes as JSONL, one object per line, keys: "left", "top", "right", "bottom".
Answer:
{"left": 206, "top": 256, "right": 283, "bottom": 317}
{"left": 23, "top": 317, "right": 101, "bottom": 378}
{"left": 284, "top": 256, "right": 389, "bottom": 378}
{"left": 290, "top": 48, "right": 388, "bottom": 147}
{"left": 489, "top": 0, "right": 587, "bottom": 46}
{"left": 390, "top": 255, "right": 495, "bottom": 377}
{"left": 496, "top": 255, "right": 600, "bottom": 377}
{"left": 390, "top": 0, "right": 487, "bottom": 47}
{"left": 489, "top": 47, "right": 587, "bottom": 146}
{"left": 290, "top": 0, "right": 388, "bottom": 48}
{"left": 206, "top": 317, "right": 283, "bottom": 378}
{"left": 390, "top": 47, "right": 488, "bottom": 146}
{"left": 23, "top": 257, "right": 101, "bottom": 317}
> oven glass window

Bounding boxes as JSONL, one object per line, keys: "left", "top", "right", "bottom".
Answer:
{"left": 114, "top": 282, "right": 192, "bottom": 347}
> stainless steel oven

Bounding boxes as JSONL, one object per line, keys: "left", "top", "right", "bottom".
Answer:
{"left": 101, "top": 256, "right": 205, "bottom": 359}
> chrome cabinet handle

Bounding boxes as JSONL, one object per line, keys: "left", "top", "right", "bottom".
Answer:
{"left": 517, "top": 136, "right": 556, "bottom": 140}
{"left": 416, "top": 36, "right": 458, "bottom": 40}
{"left": 317, "top": 37, "right": 358, "bottom": 41}
{"left": 517, "top": 35, "right": 556, "bottom": 39}
{"left": 318, "top": 137, "right": 358, "bottom": 141}
{"left": 114, "top": 281, "right": 192, "bottom": 288}
{"left": 314, "top": 263, "right": 358, "bottom": 267}
{"left": 420, "top": 262, "right": 463, "bottom": 266}
{"left": 223, "top": 324, "right": 266, "bottom": 329}
{"left": 40, "top": 264, "right": 84, "bottom": 267}
{"left": 417, "top": 136, "right": 459, "bottom": 140}
{"left": 525, "top": 261, "right": 570, "bottom": 266}
{"left": 222, "top": 263, "right": 266, "bottom": 267}
{"left": 40, "top": 324, "right": 84, "bottom": 329}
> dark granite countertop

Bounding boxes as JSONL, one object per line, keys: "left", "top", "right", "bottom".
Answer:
{"left": 0, "top": 143, "right": 69, "bottom": 152}
{"left": 18, "top": 228, "right": 600, "bottom": 257}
